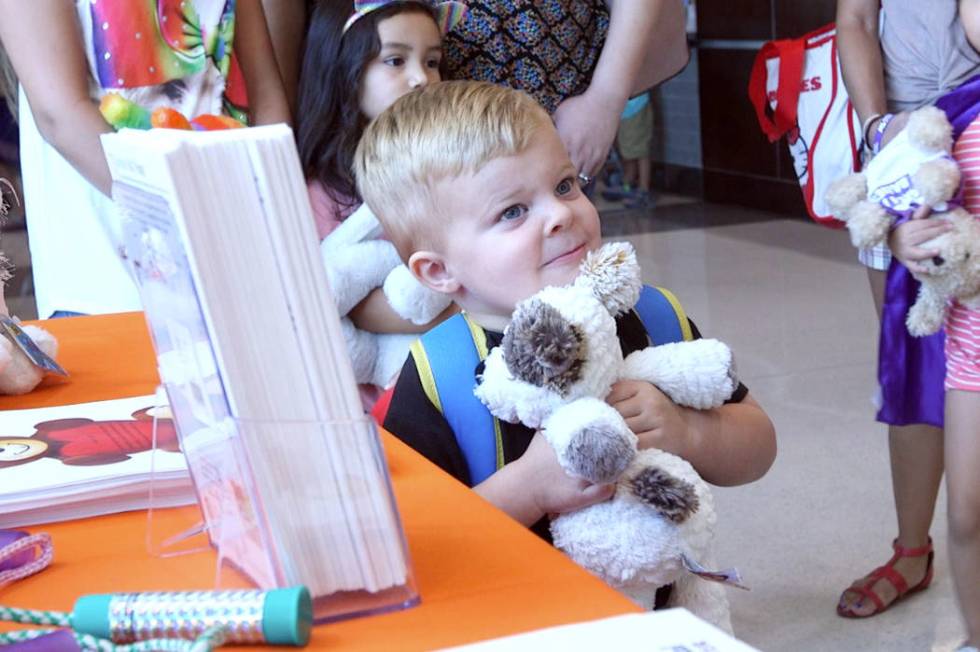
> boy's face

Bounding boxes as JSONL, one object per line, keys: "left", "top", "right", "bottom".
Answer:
{"left": 359, "top": 12, "right": 443, "bottom": 121}
{"left": 422, "top": 123, "right": 602, "bottom": 329}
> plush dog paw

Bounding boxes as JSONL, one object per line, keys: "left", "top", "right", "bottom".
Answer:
{"left": 0, "top": 326, "right": 52, "bottom": 395}
{"left": 623, "top": 339, "right": 736, "bottom": 410}
{"left": 544, "top": 398, "right": 637, "bottom": 484}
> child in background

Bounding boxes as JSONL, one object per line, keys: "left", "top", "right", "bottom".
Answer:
{"left": 296, "top": 0, "right": 462, "bottom": 403}
{"left": 357, "top": 82, "right": 775, "bottom": 559}
{"left": 947, "top": 7, "right": 980, "bottom": 648}
{"left": 840, "top": 2, "right": 980, "bottom": 644}
{"left": 0, "top": 0, "right": 290, "bottom": 319}
{"left": 604, "top": 92, "right": 655, "bottom": 209}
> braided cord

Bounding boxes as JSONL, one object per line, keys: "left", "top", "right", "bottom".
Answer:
{"left": 0, "top": 604, "right": 71, "bottom": 627}
{"left": 0, "top": 533, "right": 54, "bottom": 588}
{"left": 0, "top": 612, "right": 226, "bottom": 652}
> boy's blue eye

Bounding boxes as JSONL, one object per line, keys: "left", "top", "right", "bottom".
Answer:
{"left": 557, "top": 178, "right": 574, "bottom": 195}
{"left": 500, "top": 204, "right": 527, "bottom": 221}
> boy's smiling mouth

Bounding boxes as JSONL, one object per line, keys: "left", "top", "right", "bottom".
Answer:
{"left": 542, "top": 242, "right": 586, "bottom": 268}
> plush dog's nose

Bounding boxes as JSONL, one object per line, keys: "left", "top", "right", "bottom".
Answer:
{"left": 932, "top": 255, "right": 945, "bottom": 266}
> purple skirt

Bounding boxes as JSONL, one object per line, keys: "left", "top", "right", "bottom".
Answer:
{"left": 873, "top": 76, "right": 980, "bottom": 427}
{"left": 876, "top": 260, "right": 945, "bottom": 427}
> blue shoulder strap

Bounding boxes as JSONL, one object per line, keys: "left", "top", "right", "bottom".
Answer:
{"left": 411, "top": 287, "right": 690, "bottom": 487}
{"left": 633, "top": 285, "right": 693, "bottom": 344}
{"left": 411, "top": 313, "right": 503, "bottom": 486}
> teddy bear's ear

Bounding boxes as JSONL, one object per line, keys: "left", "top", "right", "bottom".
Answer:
{"left": 502, "top": 298, "right": 584, "bottom": 391}
{"left": 575, "top": 242, "right": 642, "bottom": 316}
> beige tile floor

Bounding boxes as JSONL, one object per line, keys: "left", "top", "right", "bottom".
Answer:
{"left": 622, "top": 213, "right": 965, "bottom": 651}
{"left": 3, "top": 195, "right": 970, "bottom": 650}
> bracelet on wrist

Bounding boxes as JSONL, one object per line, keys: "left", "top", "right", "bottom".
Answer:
{"left": 872, "top": 113, "right": 895, "bottom": 155}
{"left": 862, "top": 113, "right": 884, "bottom": 150}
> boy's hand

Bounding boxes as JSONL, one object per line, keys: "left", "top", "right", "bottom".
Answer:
{"left": 520, "top": 431, "right": 614, "bottom": 517}
{"left": 607, "top": 379, "right": 690, "bottom": 457}
{"left": 887, "top": 205, "right": 953, "bottom": 274}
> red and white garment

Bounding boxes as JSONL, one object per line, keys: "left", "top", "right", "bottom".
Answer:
{"left": 947, "top": 118, "right": 980, "bottom": 391}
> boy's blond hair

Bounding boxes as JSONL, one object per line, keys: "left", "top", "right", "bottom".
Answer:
{"left": 354, "top": 81, "right": 551, "bottom": 259}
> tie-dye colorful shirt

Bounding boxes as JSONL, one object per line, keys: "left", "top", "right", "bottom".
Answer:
{"left": 80, "top": 0, "right": 245, "bottom": 122}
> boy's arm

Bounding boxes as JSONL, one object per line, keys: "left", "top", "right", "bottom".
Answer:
{"left": 385, "top": 355, "right": 613, "bottom": 525}
{"left": 609, "top": 381, "right": 776, "bottom": 486}
{"left": 474, "top": 431, "right": 614, "bottom": 527}
{"left": 674, "top": 392, "right": 775, "bottom": 486}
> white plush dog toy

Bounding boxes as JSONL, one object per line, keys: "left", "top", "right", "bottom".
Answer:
{"left": 320, "top": 203, "right": 451, "bottom": 387}
{"left": 825, "top": 106, "right": 980, "bottom": 335}
{"left": 0, "top": 254, "right": 59, "bottom": 395}
{"left": 474, "top": 242, "right": 742, "bottom": 632}
{"left": 0, "top": 323, "right": 58, "bottom": 395}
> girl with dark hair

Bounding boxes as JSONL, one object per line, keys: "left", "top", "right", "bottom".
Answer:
{"left": 296, "top": 0, "right": 464, "bottom": 404}
{"left": 298, "top": 0, "right": 460, "bottom": 240}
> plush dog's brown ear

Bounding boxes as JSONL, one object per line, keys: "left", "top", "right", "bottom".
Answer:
{"left": 630, "top": 467, "right": 700, "bottom": 524}
{"left": 502, "top": 298, "right": 584, "bottom": 393}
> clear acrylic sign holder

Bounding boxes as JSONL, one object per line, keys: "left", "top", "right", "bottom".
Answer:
{"left": 146, "top": 386, "right": 419, "bottom": 622}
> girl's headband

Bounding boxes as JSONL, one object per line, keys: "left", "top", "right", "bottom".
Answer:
{"left": 343, "top": 1, "right": 468, "bottom": 35}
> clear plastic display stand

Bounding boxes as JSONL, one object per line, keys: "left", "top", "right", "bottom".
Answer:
{"left": 147, "top": 385, "right": 419, "bottom": 622}
{"left": 146, "top": 385, "right": 210, "bottom": 559}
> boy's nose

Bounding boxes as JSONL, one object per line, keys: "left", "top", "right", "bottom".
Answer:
{"left": 544, "top": 200, "right": 574, "bottom": 234}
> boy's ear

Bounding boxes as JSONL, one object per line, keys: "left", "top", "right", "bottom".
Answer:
{"left": 408, "top": 251, "right": 461, "bottom": 295}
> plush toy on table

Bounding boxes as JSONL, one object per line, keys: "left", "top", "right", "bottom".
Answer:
{"left": 825, "top": 105, "right": 980, "bottom": 335}
{"left": 474, "top": 242, "right": 742, "bottom": 633}
{"left": 99, "top": 93, "right": 244, "bottom": 132}
{"left": 321, "top": 203, "right": 452, "bottom": 388}
{"left": 0, "top": 205, "right": 60, "bottom": 395}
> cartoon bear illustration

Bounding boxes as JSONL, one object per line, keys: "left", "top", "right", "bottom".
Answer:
{"left": 0, "top": 406, "right": 179, "bottom": 468}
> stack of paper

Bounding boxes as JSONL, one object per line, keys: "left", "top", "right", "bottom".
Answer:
{"left": 0, "top": 394, "right": 193, "bottom": 528}
{"left": 102, "top": 126, "right": 413, "bottom": 615}
{"left": 440, "top": 609, "right": 760, "bottom": 651}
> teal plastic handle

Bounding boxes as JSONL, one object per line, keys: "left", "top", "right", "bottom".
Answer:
{"left": 71, "top": 586, "right": 312, "bottom": 646}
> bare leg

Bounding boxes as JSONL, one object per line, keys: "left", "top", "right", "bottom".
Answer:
{"left": 621, "top": 159, "right": 638, "bottom": 189}
{"left": 839, "top": 267, "right": 944, "bottom": 616}
{"left": 946, "top": 389, "right": 980, "bottom": 646}
{"left": 637, "top": 156, "right": 651, "bottom": 193}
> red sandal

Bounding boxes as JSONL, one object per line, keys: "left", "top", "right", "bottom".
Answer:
{"left": 837, "top": 538, "right": 934, "bottom": 618}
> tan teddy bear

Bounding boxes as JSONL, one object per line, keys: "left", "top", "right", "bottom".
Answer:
{"left": 825, "top": 105, "right": 980, "bottom": 336}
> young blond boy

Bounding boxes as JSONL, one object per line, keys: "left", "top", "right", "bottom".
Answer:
{"left": 355, "top": 81, "right": 776, "bottom": 543}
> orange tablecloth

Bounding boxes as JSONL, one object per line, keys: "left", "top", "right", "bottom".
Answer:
{"left": 0, "top": 313, "right": 639, "bottom": 650}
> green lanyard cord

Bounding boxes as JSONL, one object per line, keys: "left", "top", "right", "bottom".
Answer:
{"left": 0, "top": 606, "right": 227, "bottom": 651}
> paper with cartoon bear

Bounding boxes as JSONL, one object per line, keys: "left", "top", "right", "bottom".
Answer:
{"left": 0, "top": 394, "right": 193, "bottom": 527}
